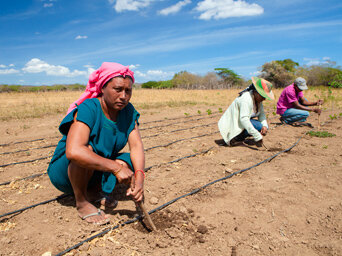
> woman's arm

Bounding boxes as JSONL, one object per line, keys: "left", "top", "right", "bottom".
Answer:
{"left": 239, "top": 101, "right": 263, "bottom": 141}
{"left": 65, "top": 115, "right": 124, "bottom": 175}
{"left": 126, "top": 122, "right": 145, "bottom": 202}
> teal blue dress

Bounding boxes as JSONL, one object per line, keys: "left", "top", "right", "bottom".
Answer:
{"left": 47, "top": 98, "right": 140, "bottom": 194}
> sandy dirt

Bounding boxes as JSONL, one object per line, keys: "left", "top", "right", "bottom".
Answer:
{"left": 0, "top": 105, "right": 341, "bottom": 256}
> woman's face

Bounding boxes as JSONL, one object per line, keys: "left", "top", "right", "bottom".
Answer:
{"left": 102, "top": 76, "right": 133, "bottom": 111}
{"left": 254, "top": 90, "right": 265, "bottom": 103}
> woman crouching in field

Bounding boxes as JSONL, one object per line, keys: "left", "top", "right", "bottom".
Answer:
{"left": 218, "top": 77, "right": 274, "bottom": 147}
{"left": 47, "top": 62, "right": 145, "bottom": 225}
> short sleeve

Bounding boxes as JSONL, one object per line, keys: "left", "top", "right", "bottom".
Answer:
{"left": 58, "top": 99, "right": 97, "bottom": 135}
{"left": 125, "top": 103, "right": 140, "bottom": 136}
{"left": 285, "top": 88, "right": 299, "bottom": 104}
{"left": 298, "top": 91, "right": 304, "bottom": 98}
{"left": 76, "top": 99, "right": 97, "bottom": 130}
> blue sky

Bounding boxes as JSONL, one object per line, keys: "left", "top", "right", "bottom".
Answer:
{"left": 0, "top": 0, "right": 341, "bottom": 85}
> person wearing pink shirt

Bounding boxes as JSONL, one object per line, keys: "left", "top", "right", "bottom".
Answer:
{"left": 276, "top": 77, "right": 323, "bottom": 126}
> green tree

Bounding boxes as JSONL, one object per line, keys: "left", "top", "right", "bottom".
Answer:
{"left": 171, "top": 71, "right": 201, "bottom": 89}
{"left": 275, "top": 59, "right": 299, "bottom": 72}
{"left": 214, "top": 68, "right": 243, "bottom": 88}
{"left": 329, "top": 71, "right": 342, "bottom": 88}
{"left": 141, "top": 81, "right": 159, "bottom": 89}
{"left": 260, "top": 61, "right": 296, "bottom": 88}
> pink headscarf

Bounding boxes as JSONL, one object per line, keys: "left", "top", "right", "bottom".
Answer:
{"left": 66, "top": 62, "right": 135, "bottom": 114}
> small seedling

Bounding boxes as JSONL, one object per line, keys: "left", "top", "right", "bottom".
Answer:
{"left": 218, "top": 108, "right": 223, "bottom": 113}
{"left": 184, "top": 112, "right": 189, "bottom": 116}
{"left": 206, "top": 109, "right": 212, "bottom": 115}
{"left": 322, "top": 145, "right": 328, "bottom": 149}
{"left": 329, "top": 114, "right": 337, "bottom": 120}
{"left": 197, "top": 110, "right": 201, "bottom": 114}
{"left": 272, "top": 111, "right": 276, "bottom": 116}
{"left": 339, "top": 113, "right": 342, "bottom": 117}
{"left": 306, "top": 131, "right": 336, "bottom": 138}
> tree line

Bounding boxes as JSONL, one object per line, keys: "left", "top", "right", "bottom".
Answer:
{"left": 141, "top": 59, "right": 342, "bottom": 89}
{"left": 1, "top": 59, "right": 341, "bottom": 92}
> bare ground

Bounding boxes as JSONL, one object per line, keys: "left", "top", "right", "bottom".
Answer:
{"left": 0, "top": 105, "right": 341, "bottom": 256}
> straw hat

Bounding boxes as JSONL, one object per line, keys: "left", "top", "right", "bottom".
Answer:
{"left": 251, "top": 77, "right": 274, "bottom": 100}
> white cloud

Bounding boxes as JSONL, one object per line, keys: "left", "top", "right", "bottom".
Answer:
{"left": 110, "top": 0, "right": 152, "bottom": 12}
{"left": 159, "top": 0, "right": 191, "bottom": 16}
{"left": 9, "top": 64, "right": 15, "bottom": 67}
{"left": 249, "top": 70, "right": 261, "bottom": 76}
{"left": 129, "top": 64, "right": 140, "bottom": 70}
{"left": 0, "top": 68, "right": 20, "bottom": 74}
{"left": 22, "top": 58, "right": 90, "bottom": 77}
{"left": 134, "top": 70, "right": 146, "bottom": 77}
{"left": 43, "top": 3, "right": 53, "bottom": 7}
{"left": 0, "top": 64, "right": 6, "bottom": 68}
{"left": 75, "top": 35, "right": 88, "bottom": 40}
{"left": 303, "top": 57, "right": 332, "bottom": 66}
{"left": 194, "top": 0, "right": 264, "bottom": 20}
{"left": 134, "top": 69, "right": 174, "bottom": 81}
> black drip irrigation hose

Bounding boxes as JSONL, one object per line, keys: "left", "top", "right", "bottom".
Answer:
{"left": 55, "top": 135, "right": 304, "bottom": 256}
{"left": 1, "top": 122, "right": 217, "bottom": 168}
{"left": 0, "top": 111, "right": 221, "bottom": 148}
{"left": 144, "top": 131, "right": 218, "bottom": 151}
{"left": 143, "top": 122, "right": 216, "bottom": 139}
{"left": 0, "top": 138, "right": 46, "bottom": 147}
{"left": 0, "top": 155, "right": 52, "bottom": 168}
{"left": 140, "top": 113, "right": 219, "bottom": 131}
{"left": 0, "top": 114, "right": 219, "bottom": 156}
{"left": 0, "top": 173, "right": 46, "bottom": 186}
{"left": 0, "top": 144, "right": 57, "bottom": 156}
{"left": 0, "top": 148, "right": 213, "bottom": 218}
{"left": 0, "top": 130, "right": 218, "bottom": 185}
{"left": 140, "top": 111, "right": 221, "bottom": 125}
{"left": 0, "top": 194, "right": 70, "bottom": 219}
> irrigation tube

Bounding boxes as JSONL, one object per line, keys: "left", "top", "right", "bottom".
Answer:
{"left": 0, "top": 131, "right": 218, "bottom": 186}
{"left": 0, "top": 194, "right": 70, "bottom": 219}
{"left": 0, "top": 114, "right": 220, "bottom": 156}
{"left": 0, "top": 111, "right": 220, "bottom": 147}
{"left": 0, "top": 148, "right": 213, "bottom": 218}
{"left": 55, "top": 135, "right": 304, "bottom": 256}
{"left": 0, "top": 122, "right": 217, "bottom": 168}
{"left": 0, "top": 155, "right": 52, "bottom": 168}
{"left": 140, "top": 114, "right": 219, "bottom": 131}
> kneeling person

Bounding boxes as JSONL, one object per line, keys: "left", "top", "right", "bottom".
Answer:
{"left": 218, "top": 77, "right": 274, "bottom": 147}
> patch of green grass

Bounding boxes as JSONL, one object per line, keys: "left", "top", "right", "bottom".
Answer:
{"left": 206, "top": 109, "right": 212, "bottom": 115}
{"left": 306, "top": 131, "right": 336, "bottom": 138}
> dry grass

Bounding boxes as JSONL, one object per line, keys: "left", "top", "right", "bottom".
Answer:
{"left": 1, "top": 88, "right": 341, "bottom": 121}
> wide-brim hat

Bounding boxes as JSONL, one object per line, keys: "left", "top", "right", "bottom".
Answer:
{"left": 252, "top": 77, "right": 274, "bottom": 100}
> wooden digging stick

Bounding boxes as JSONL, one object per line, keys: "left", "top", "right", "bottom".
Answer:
{"left": 262, "top": 142, "right": 269, "bottom": 151}
{"left": 130, "top": 178, "right": 157, "bottom": 231}
{"left": 138, "top": 201, "right": 157, "bottom": 231}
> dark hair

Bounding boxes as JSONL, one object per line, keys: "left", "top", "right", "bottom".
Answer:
{"left": 102, "top": 75, "right": 133, "bottom": 89}
{"left": 238, "top": 84, "right": 256, "bottom": 97}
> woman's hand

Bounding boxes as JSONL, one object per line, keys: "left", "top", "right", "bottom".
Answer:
{"left": 115, "top": 165, "right": 134, "bottom": 185}
{"left": 260, "top": 126, "right": 268, "bottom": 136}
{"left": 316, "top": 99, "right": 324, "bottom": 106}
{"left": 126, "top": 173, "right": 144, "bottom": 202}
